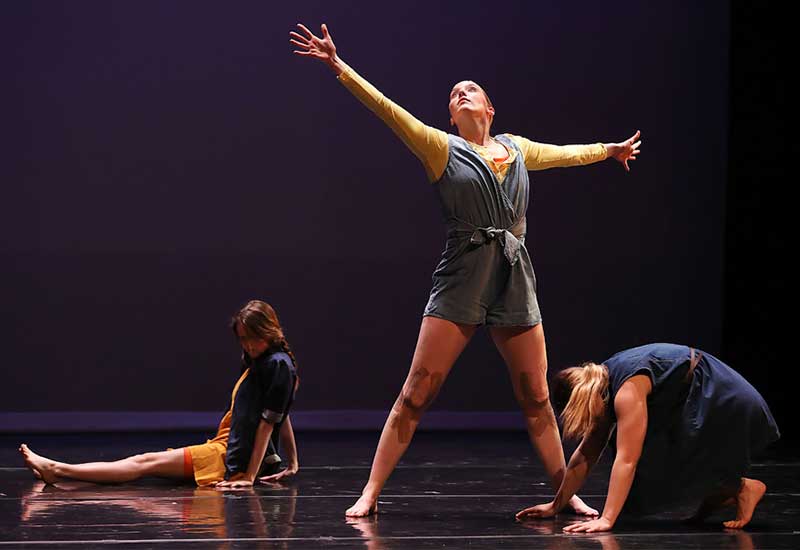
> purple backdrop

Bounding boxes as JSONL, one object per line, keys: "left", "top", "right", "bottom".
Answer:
{"left": 2, "top": 2, "right": 729, "bottom": 423}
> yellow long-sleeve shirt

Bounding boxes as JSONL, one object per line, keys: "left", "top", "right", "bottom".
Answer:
{"left": 337, "top": 65, "right": 608, "bottom": 183}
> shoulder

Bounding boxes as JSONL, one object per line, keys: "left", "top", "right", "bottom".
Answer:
{"left": 614, "top": 375, "right": 651, "bottom": 414}
{"left": 617, "top": 374, "right": 652, "bottom": 398}
{"left": 444, "top": 134, "right": 476, "bottom": 158}
{"left": 493, "top": 133, "right": 520, "bottom": 149}
{"left": 605, "top": 347, "right": 656, "bottom": 397}
{"left": 447, "top": 133, "right": 465, "bottom": 147}
{"left": 255, "top": 351, "right": 294, "bottom": 376}
{"left": 502, "top": 134, "right": 528, "bottom": 147}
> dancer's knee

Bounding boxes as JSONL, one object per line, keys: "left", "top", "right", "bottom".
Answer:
{"left": 519, "top": 395, "right": 554, "bottom": 419}
{"left": 394, "top": 367, "right": 443, "bottom": 419}
{"left": 388, "top": 367, "right": 444, "bottom": 445}
{"left": 130, "top": 452, "right": 160, "bottom": 473}
{"left": 515, "top": 371, "right": 552, "bottom": 418}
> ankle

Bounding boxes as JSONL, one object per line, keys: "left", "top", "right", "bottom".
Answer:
{"left": 49, "top": 461, "right": 64, "bottom": 477}
{"left": 361, "top": 483, "right": 381, "bottom": 500}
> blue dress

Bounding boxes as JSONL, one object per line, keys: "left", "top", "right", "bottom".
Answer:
{"left": 604, "top": 343, "right": 779, "bottom": 515}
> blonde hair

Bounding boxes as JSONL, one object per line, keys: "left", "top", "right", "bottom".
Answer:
{"left": 555, "top": 363, "right": 609, "bottom": 440}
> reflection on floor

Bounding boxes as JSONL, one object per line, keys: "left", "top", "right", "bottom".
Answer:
{"left": 1, "top": 431, "right": 798, "bottom": 548}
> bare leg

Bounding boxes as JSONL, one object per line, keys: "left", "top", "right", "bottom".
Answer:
{"left": 345, "top": 316, "right": 477, "bottom": 516}
{"left": 19, "top": 444, "right": 188, "bottom": 484}
{"left": 489, "top": 323, "right": 597, "bottom": 516}
{"left": 723, "top": 478, "right": 766, "bottom": 529}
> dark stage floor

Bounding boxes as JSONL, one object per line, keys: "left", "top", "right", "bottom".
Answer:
{"left": 0, "top": 431, "right": 798, "bottom": 548}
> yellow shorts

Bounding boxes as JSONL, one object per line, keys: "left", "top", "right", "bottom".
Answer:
{"left": 187, "top": 441, "right": 227, "bottom": 486}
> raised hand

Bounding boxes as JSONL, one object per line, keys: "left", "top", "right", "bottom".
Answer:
{"left": 607, "top": 130, "right": 642, "bottom": 172}
{"left": 290, "top": 23, "right": 337, "bottom": 66}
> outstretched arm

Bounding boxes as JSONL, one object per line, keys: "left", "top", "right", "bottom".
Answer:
{"left": 510, "top": 130, "right": 641, "bottom": 172}
{"left": 290, "top": 23, "right": 449, "bottom": 182}
{"left": 516, "top": 415, "right": 613, "bottom": 520}
{"left": 563, "top": 376, "right": 650, "bottom": 533}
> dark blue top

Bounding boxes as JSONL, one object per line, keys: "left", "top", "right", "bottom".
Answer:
{"left": 603, "top": 343, "right": 779, "bottom": 514}
{"left": 224, "top": 349, "right": 297, "bottom": 479}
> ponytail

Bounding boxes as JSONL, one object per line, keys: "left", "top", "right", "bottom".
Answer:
{"left": 556, "top": 363, "right": 608, "bottom": 440}
{"left": 278, "top": 336, "right": 300, "bottom": 391}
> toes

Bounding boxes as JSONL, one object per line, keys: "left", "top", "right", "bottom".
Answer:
{"left": 345, "top": 507, "right": 374, "bottom": 517}
{"left": 723, "top": 520, "right": 745, "bottom": 529}
{"left": 345, "top": 498, "right": 377, "bottom": 517}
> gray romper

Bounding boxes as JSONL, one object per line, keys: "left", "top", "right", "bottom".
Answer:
{"left": 424, "top": 134, "right": 539, "bottom": 326}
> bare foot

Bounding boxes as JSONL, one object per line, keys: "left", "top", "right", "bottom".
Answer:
{"left": 345, "top": 494, "right": 378, "bottom": 517}
{"left": 19, "top": 444, "right": 60, "bottom": 485}
{"left": 569, "top": 495, "right": 599, "bottom": 517}
{"left": 723, "top": 478, "right": 766, "bottom": 529}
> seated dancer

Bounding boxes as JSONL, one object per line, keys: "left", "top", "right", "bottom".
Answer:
{"left": 20, "top": 300, "right": 299, "bottom": 489}
{"left": 517, "top": 342, "right": 779, "bottom": 531}
{"left": 290, "top": 22, "right": 641, "bottom": 517}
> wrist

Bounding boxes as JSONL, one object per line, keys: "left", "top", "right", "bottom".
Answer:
{"left": 327, "top": 54, "right": 344, "bottom": 76}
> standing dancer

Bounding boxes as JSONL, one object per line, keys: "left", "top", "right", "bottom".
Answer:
{"left": 516, "top": 343, "right": 780, "bottom": 531}
{"left": 290, "top": 23, "right": 641, "bottom": 517}
{"left": 20, "top": 300, "right": 299, "bottom": 488}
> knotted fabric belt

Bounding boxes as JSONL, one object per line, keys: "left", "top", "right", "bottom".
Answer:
{"left": 447, "top": 217, "right": 526, "bottom": 266}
